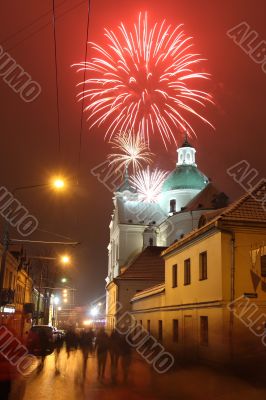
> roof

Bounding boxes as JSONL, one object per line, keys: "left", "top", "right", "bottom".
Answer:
{"left": 180, "top": 135, "right": 192, "bottom": 148}
{"left": 218, "top": 182, "right": 266, "bottom": 222}
{"left": 162, "top": 181, "right": 266, "bottom": 257}
{"left": 131, "top": 283, "right": 165, "bottom": 302}
{"left": 117, "top": 246, "right": 166, "bottom": 281}
{"left": 161, "top": 165, "right": 208, "bottom": 192}
{"left": 184, "top": 183, "right": 229, "bottom": 211}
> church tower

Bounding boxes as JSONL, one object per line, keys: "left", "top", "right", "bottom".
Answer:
{"left": 158, "top": 136, "right": 208, "bottom": 215}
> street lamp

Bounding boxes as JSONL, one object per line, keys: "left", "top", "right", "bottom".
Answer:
{"left": 90, "top": 306, "right": 99, "bottom": 317}
{"left": 52, "top": 178, "right": 65, "bottom": 190}
{"left": 60, "top": 255, "right": 71, "bottom": 265}
{"left": 0, "top": 176, "right": 70, "bottom": 299}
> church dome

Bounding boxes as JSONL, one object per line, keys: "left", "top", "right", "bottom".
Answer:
{"left": 162, "top": 165, "right": 208, "bottom": 192}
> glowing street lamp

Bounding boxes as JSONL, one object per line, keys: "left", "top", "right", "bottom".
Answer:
{"left": 53, "top": 296, "right": 60, "bottom": 305}
{"left": 52, "top": 177, "right": 65, "bottom": 190}
{"left": 90, "top": 306, "right": 99, "bottom": 317}
{"left": 61, "top": 278, "right": 67, "bottom": 283}
{"left": 60, "top": 255, "right": 70, "bottom": 265}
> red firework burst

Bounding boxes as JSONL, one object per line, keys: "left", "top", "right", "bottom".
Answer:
{"left": 73, "top": 12, "right": 214, "bottom": 146}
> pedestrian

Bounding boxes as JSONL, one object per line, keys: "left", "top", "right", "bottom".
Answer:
{"left": 38, "top": 328, "right": 51, "bottom": 371}
{"left": 109, "top": 329, "right": 120, "bottom": 384}
{"left": 54, "top": 333, "right": 64, "bottom": 374}
{"left": 120, "top": 335, "right": 132, "bottom": 384}
{"left": 79, "top": 328, "right": 94, "bottom": 378}
{"left": 65, "top": 327, "right": 77, "bottom": 358}
{"left": 95, "top": 328, "right": 109, "bottom": 382}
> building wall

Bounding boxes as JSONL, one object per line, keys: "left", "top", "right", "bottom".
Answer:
{"left": 157, "top": 210, "right": 205, "bottom": 247}
{"left": 131, "top": 226, "right": 266, "bottom": 365}
{"left": 164, "top": 230, "right": 223, "bottom": 306}
{"left": 106, "top": 281, "right": 118, "bottom": 332}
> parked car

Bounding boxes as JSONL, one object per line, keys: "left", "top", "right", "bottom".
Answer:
{"left": 27, "top": 325, "right": 57, "bottom": 356}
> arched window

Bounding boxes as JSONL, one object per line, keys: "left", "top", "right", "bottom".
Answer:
{"left": 170, "top": 199, "right": 176, "bottom": 213}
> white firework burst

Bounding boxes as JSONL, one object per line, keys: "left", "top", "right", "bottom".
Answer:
{"left": 130, "top": 166, "right": 168, "bottom": 202}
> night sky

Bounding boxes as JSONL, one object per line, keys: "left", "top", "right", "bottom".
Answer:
{"left": 1, "top": 0, "right": 266, "bottom": 304}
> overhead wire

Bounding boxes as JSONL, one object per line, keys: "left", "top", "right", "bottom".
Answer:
{"left": 52, "top": 0, "right": 61, "bottom": 155}
{"left": 77, "top": 0, "right": 91, "bottom": 171}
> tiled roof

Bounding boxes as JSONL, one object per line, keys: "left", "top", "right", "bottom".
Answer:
{"left": 162, "top": 181, "right": 266, "bottom": 257}
{"left": 185, "top": 183, "right": 228, "bottom": 211}
{"left": 219, "top": 181, "right": 266, "bottom": 222}
{"left": 117, "top": 246, "right": 166, "bottom": 281}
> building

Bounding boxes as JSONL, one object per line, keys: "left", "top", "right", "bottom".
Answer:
{"left": 106, "top": 246, "right": 166, "bottom": 331}
{"left": 131, "top": 182, "right": 266, "bottom": 365}
{"left": 106, "top": 138, "right": 228, "bottom": 330}
{"left": 0, "top": 245, "right": 33, "bottom": 337}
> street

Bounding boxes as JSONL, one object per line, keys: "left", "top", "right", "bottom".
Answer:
{"left": 9, "top": 348, "right": 266, "bottom": 400}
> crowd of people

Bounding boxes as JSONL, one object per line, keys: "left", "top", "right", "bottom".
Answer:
{"left": 61, "top": 327, "right": 132, "bottom": 383}
{"left": 0, "top": 326, "right": 133, "bottom": 400}
{"left": 38, "top": 326, "right": 132, "bottom": 384}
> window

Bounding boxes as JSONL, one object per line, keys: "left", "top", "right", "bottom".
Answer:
{"left": 200, "top": 316, "right": 208, "bottom": 346}
{"left": 147, "top": 320, "right": 151, "bottom": 333}
{"left": 173, "top": 319, "right": 179, "bottom": 342}
{"left": 158, "top": 320, "right": 163, "bottom": 341}
{"left": 184, "top": 259, "right": 191, "bottom": 285}
{"left": 261, "top": 255, "right": 266, "bottom": 277}
{"left": 199, "top": 251, "right": 208, "bottom": 280}
{"left": 140, "top": 320, "right": 142, "bottom": 326}
{"left": 170, "top": 199, "right": 176, "bottom": 213}
{"left": 172, "top": 264, "right": 178, "bottom": 288}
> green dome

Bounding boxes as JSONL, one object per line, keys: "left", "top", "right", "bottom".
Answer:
{"left": 162, "top": 165, "right": 208, "bottom": 192}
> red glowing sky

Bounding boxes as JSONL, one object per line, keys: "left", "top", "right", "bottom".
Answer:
{"left": 0, "top": 0, "right": 266, "bottom": 303}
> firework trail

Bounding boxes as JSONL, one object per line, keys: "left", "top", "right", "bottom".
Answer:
{"left": 130, "top": 167, "right": 168, "bottom": 202}
{"left": 108, "top": 131, "right": 153, "bottom": 173}
{"left": 73, "top": 12, "right": 214, "bottom": 146}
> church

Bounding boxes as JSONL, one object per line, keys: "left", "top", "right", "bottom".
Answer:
{"left": 105, "top": 138, "right": 228, "bottom": 331}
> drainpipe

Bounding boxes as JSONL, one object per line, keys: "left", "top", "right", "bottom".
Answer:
{"left": 216, "top": 223, "right": 235, "bottom": 362}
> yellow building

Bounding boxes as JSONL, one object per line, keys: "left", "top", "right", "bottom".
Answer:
{"left": 106, "top": 246, "right": 166, "bottom": 332}
{"left": 131, "top": 182, "right": 266, "bottom": 365}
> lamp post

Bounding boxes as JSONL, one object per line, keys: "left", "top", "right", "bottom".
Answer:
{"left": 27, "top": 253, "right": 73, "bottom": 325}
{"left": 0, "top": 178, "right": 68, "bottom": 303}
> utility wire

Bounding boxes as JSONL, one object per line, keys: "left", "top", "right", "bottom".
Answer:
{"left": 52, "top": 0, "right": 61, "bottom": 155}
{"left": 78, "top": 0, "right": 91, "bottom": 171}
{"left": 1, "top": 0, "right": 67, "bottom": 46}
{"left": 5, "top": 0, "right": 87, "bottom": 53}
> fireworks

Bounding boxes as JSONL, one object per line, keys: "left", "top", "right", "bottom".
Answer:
{"left": 108, "top": 131, "right": 153, "bottom": 173}
{"left": 130, "top": 167, "right": 168, "bottom": 202}
{"left": 73, "top": 12, "right": 213, "bottom": 146}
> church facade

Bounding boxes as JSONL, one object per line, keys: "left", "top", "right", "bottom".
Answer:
{"left": 105, "top": 138, "right": 228, "bottom": 331}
